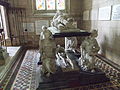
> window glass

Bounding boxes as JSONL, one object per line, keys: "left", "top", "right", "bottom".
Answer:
{"left": 56, "top": 0, "right": 65, "bottom": 10}
{"left": 47, "top": 0, "right": 55, "bottom": 10}
{"left": 36, "top": 0, "right": 65, "bottom": 10}
{"left": 36, "top": 0, "right": 45, "bottom": 10}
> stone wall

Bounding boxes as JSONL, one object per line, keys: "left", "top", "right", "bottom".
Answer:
{"left": 80, "top": 0, "right": 120, "bottom": 65}
{"left": 6, "top": 0, "right": 82, "bottom": 47}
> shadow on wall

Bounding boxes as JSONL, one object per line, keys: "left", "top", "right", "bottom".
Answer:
{"left": 110, "top": 29, "right": 120, "bottom": 56}
{"left": 100, "top": 29, "right": 120, "bottom": 62}
{"left": 100, "top": 35, "right": 108, "bottom": 56}
{"left": 80, "top": 0, "right": 92, "bottom": 30}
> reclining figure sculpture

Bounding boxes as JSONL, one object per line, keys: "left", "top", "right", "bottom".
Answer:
{"left": 51, "top": 10, "right": 76, "bottom": 32}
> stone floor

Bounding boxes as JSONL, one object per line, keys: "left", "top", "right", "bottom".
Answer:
{"left": 0, "top": 46, "right": 22, "bottom": 90}
{"left": 1, "top": 49, "right": 120, "bottom": 90}
{"left": 0, "top": 46, "right": 21, "bottom": 82}
{"left": 11, "top": 50, "right": 40, "bottom": 90}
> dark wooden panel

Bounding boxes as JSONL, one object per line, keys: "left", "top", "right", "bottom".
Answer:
{"left": 53, "top": 32, "right": 91, "bottom": 38}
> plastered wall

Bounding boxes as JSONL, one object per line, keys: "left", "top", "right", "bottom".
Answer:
{"left": 81, "top": 0, "right": 120, "bottom": 65}
{"left": 7, "top": 0, "right": 82, "bottom": 47}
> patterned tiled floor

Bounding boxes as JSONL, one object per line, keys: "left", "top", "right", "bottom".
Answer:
{"left": 11, "top": 50, "right": 40, "bottom": 90}
{"left": 62, "top": 81, "right": 120, "bottom": 90}
{"left": 0, "top": 46, "right": 22, "bottom": 90}
{"left": 7, "top": 50, "right": 120, "bottom": 90}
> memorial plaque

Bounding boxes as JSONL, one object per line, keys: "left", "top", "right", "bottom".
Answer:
{"left": 23, "top": 23, "right": 34, "bottom": 32}
{"left": 83, "top": 10, "right": 89, "bottom": 20}
{"left": 98, "top": 6, "right": 111, "bottom": 20}
{"left": 90, "top": 9, "right": 98, "bottom": 20}
{"left": 112, "top": 4, "right": 120, "bottom": 20}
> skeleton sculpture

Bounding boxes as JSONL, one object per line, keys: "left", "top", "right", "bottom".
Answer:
{"left": 56, "top": 45, "right": 67, "bottom": 68}
{"left": 39, "top": 26, "right": 56, "bottom": 76}
{"left": 79, "top": 30, "right": 100, "bottom": 72}
{"left": 56, "top": 45, "right": 77, "bottom": 69}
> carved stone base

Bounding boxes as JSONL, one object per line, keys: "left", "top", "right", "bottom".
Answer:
{"left": 37, "top": 70, "right": 110, "bottom": 90}
{"left": 62, "top": 66, "right": 80, "bottom": 72}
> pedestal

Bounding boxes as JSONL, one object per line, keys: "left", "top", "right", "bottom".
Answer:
{"left": 37, "top": 69, "right": 110, "bottom": 90}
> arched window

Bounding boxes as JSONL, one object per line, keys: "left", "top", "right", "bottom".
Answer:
{"left": 36, "top": 0, "right": 65, "bottom": 11}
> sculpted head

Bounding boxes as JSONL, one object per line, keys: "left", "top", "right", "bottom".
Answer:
{"left": 42, "top": 26, "right": 52, "bottom": 39}
{"left": 91, "top": 29, "right": 98, "bottom": 37}
{"left": 42, "top": 26, "right": 47, "bottom": 31}
{"left": 57, "top": 45, "right": 61, "bottom": 48}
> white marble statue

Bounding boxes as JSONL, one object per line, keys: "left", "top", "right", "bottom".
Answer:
{"left": 79, "top": 30, "right": 100, "bottom": 72}
{"left": 39, "top": 26, "right": 56, "bottom": 76}
{"left": 65, "top": 18, "right": 76, "bottom": 29}
{"left": 51, "top": 10, "right": 76, "bottom": 31}
{"left": 51, "top": 10, "right": 67, "bottom": 30}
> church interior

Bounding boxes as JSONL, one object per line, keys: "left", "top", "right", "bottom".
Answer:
{"left": 0, "top": 0, "right": 120, "bottom": 90}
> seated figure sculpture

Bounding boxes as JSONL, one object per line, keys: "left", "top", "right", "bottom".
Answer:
{"left": 39, "top": 26, "right": 56, "bottom": 76}
{"left": 79, "top": 30, "right": 100, "bottom": 72}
